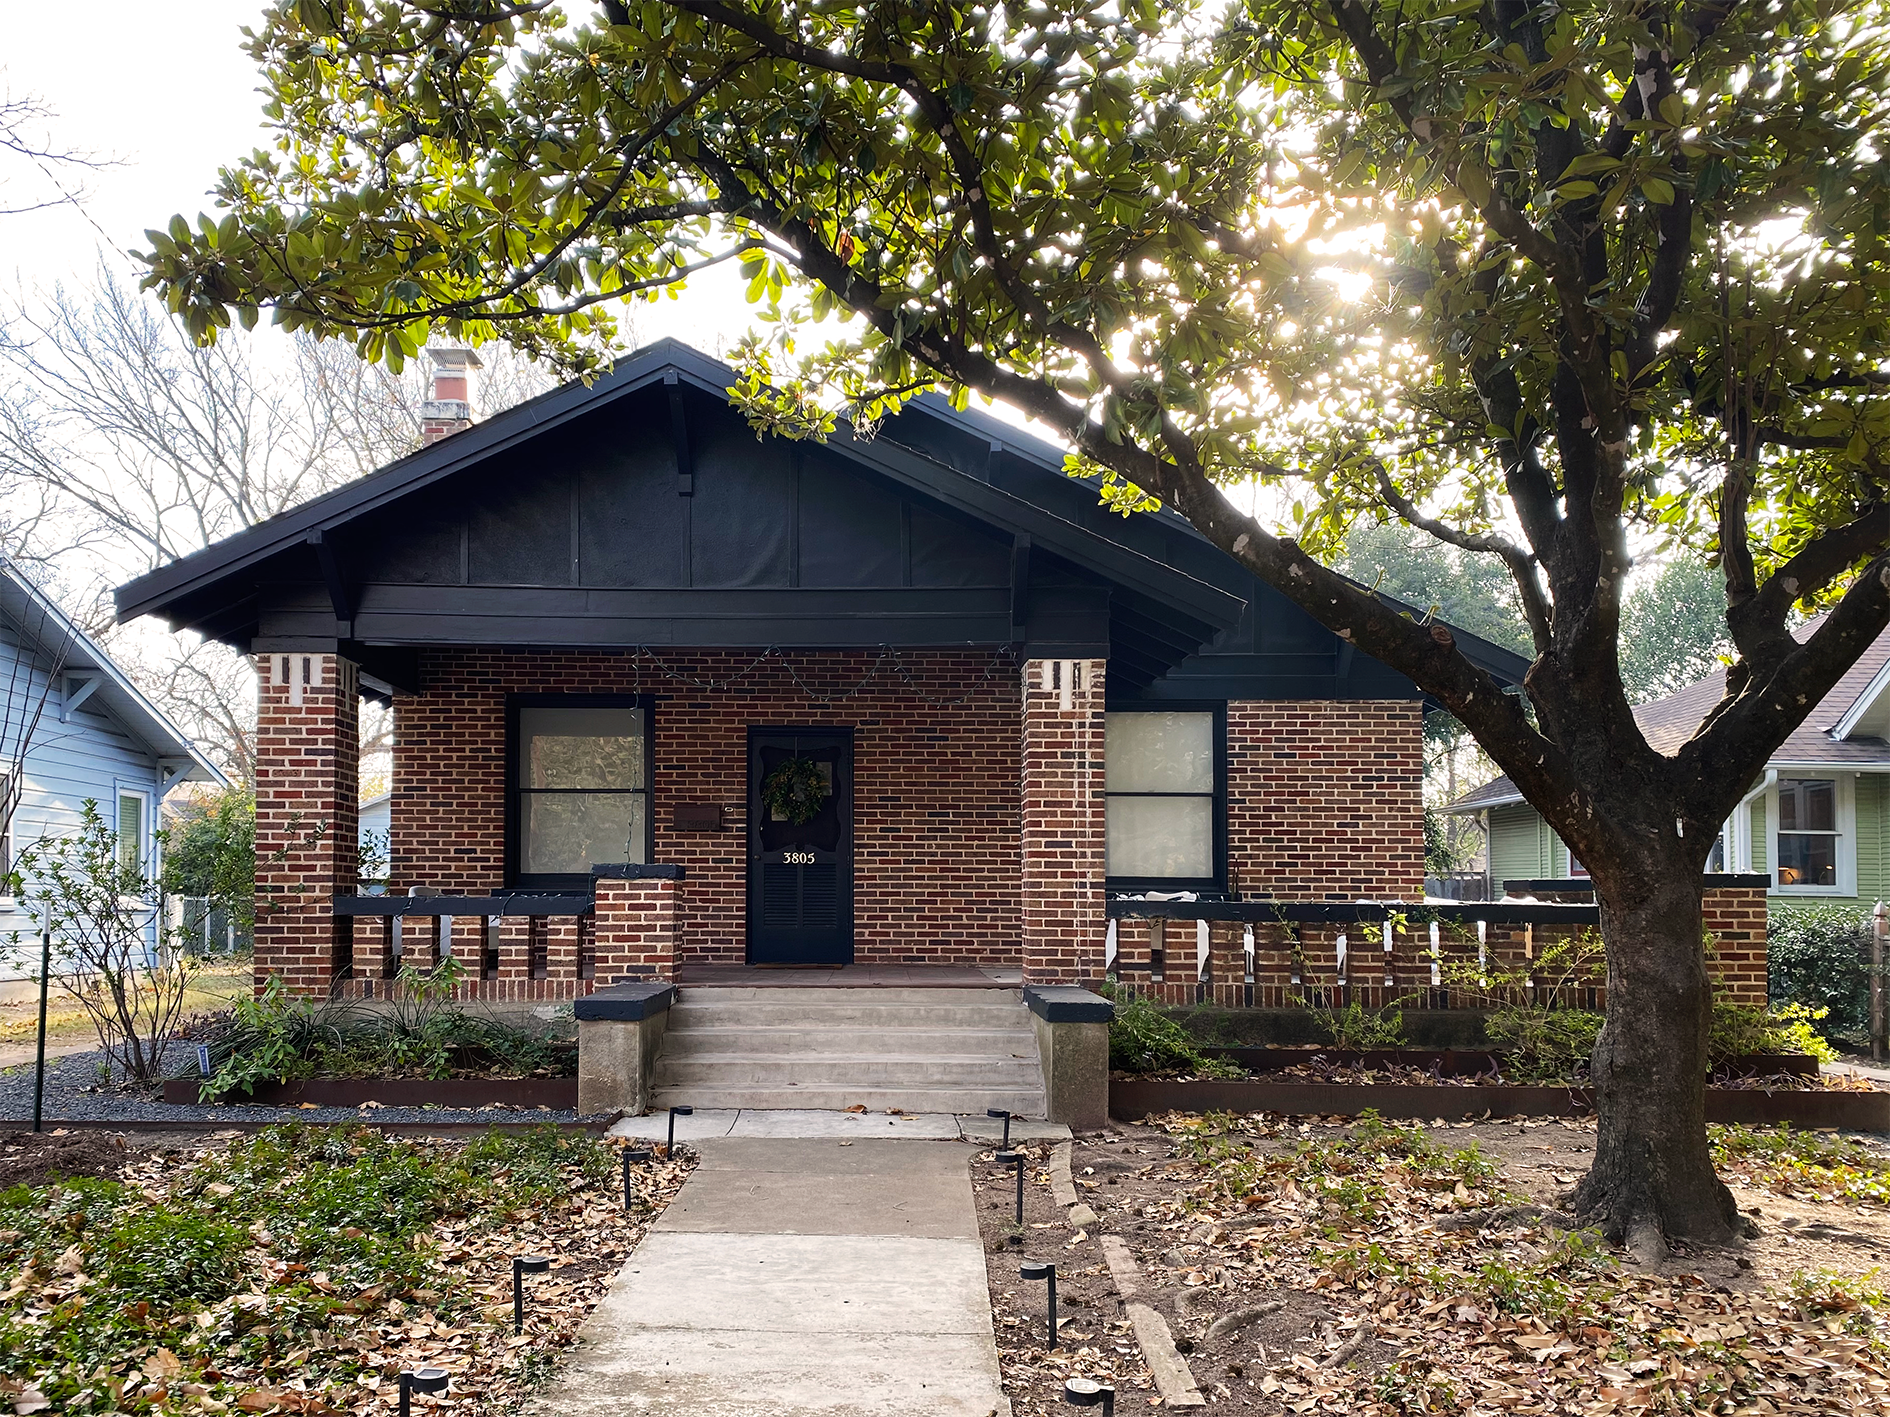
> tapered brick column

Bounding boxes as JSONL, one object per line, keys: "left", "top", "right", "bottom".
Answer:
{"left": 1021, "top": 658, "right": 1106, "bottom": 984}
{"left": 253, "top": 652, "right": 359, "bottom": 997}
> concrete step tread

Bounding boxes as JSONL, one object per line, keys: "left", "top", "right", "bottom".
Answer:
{"left": 650, "top": 1088, "right": 1047, "bottom": 1112}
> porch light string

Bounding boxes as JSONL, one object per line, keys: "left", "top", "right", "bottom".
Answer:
{"left": 622, "top": 643, "right": 1018, "bottom": 707}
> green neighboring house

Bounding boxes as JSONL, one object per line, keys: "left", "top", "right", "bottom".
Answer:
{"left": 1447, "top": 626, "right": 1890, "bottom": 915}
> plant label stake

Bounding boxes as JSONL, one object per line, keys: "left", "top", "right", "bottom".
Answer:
{"left": 398, "top": 1368, "right": 448, "bottom": 1417}
{"left": 667, "top": 1104, "right": 693, "bottom": 1157}
{"left": 1020, "top": 1260, "right": 1058, "bottom": 1347}
{"left": 622, "top": 1145, "right": 652, "bottom": 1209}
{"left": 1064, "top": 1377, "right": 1115, "bottom": 1416}
{"left": 513, "top": 1254, "right": 551, "bottom": 1333}
{"left": 987, "top": 1108, "right": 1012, "bottom": 1148}
{"left": 995, "top": 1150, "right": 1026, "bottom": 1229}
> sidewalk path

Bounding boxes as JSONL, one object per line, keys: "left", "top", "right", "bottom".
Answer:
{"left": 526, "top": 1138, "right": 1012, "bottom": 1417}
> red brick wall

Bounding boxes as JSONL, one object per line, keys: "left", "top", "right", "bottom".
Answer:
{"left": 1705, "top": 884, "right": 1769, "bottom": 1008}
{"left": 1021, "top": 658, "right": 1107, "bottom": 985}
{"left": 253, "top": 653, "right": 358, "bottom": 997}
{"left": 595, "top": 877, "right": 680, "bottom": 982}
{"left": 390, "top": 648, "right": 1023, "bottom": 969}
{"left": 1225, "top": 700, "right": 1426, "bottom": 901}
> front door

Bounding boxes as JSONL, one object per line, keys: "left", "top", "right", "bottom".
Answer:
{"left": 747, "top": 728, "right": 855, "bottom": 964}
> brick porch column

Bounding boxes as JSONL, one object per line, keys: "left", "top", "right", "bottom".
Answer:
{"left": 1704, "top": 875, "right": 1771, "bottom": 1008}
{"left": 1021, "top": 658, "right": 1106, "bottom": 985}
{"left": 592, "top": 867, "right": 683, "bottom": 982}
{"left": 253, "top": 651, "right": 359, "bottom": 998}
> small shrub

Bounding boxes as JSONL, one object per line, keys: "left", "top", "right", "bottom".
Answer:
{"left": 1482, "top": 1007, "right": 1603, "bottom": 1082}
{"left": 1710, "top": 1000, "right": 1838, "bottom": 1064}
{"left": 1309, "top": 997, "right": 1410, "bottom": 1050}
{"left": 1768, "top": 905, "right": 1873, "bottom": 1038}
{"left": 1104, "top": 989, "right": 1243, "bottom": 1077}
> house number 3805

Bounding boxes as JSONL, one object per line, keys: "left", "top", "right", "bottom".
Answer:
{"left": 784, "top": 850, "right": 817, "bottom": 865}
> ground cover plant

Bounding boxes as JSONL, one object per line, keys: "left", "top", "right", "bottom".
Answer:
{"left": 0, "top": 1124, "right": 688, "bottom": 1414}
{"left": 978, "top": 1112, "right": 1890, "bottom": 1416}
{"left": 1106, "top": 991, "right": 1244, "bottom": 1080}
{"left": 194, "top": 970, "right": 575, "bottom": 1101}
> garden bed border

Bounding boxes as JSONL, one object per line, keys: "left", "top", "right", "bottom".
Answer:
{"left": 1111, "top": 1079, "right": 1890, "bottom": 1129}
{"left": 161, "top": 1075, "right": 580, "bottom": 1108}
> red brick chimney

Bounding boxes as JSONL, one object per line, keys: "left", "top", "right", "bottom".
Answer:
{"left": 420, "top": 347, "right": 482, "bottom": 445}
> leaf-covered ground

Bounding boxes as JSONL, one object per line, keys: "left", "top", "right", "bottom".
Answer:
{"left": 978, "top": 1114, "right": 1890, "bottom": 1415}
{"left": 0, "top": 1125, "right": 689, "bottom": 1415}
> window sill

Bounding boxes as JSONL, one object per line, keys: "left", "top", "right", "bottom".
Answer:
{"left": 1769, "top": 886, "right": 1851, "bottom": 897}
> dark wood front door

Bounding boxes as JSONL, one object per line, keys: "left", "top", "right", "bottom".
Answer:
{"left": 747, "top": 729, "right": 854, "bottom": 964}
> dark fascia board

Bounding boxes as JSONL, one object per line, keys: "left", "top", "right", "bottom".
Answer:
{"left": 115, "top": 338, "right": 1240, "bottom": 639}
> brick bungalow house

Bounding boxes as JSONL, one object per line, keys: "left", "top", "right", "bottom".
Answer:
{"left": 115, "top": 339, "right": 1536, "bottom": 1116}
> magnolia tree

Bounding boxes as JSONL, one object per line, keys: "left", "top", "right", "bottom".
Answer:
{"left": 141, "top": 0, "right": 1890, "bottom": 1249}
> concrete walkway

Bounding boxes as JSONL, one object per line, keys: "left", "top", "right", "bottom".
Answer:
{"left": 526, "top": 1138, "right": 1012, "bottom": 1417}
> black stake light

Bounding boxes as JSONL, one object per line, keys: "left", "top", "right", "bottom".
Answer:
{"left": 987, "top": 1107, "right": 1013, "bottom": 1148}
{"left": 513, "top": 1254, "right": 551, "bottom": 1333}
{"left": 667, "top": 1104, "right": 694, "bottom": 1157}
{"left": 995, "top": 1149, "right": 1026, "bottom": 1229}
{"left": 1020, "top": 1260, "right": 1058, "bottom": 1348}
{"left": 1063, "top": 1377, "right": 1115, "bottom": 1416}
{"left": 622, "top": 1145, "right": 652, "bottom": 1209}
{"left": 398, "top": 1367, "right": 449, "bottom": 1417}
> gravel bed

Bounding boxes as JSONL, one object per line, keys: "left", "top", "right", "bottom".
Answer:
{"left": 0, "top": 1045, "right": 586, "bottom": 1127}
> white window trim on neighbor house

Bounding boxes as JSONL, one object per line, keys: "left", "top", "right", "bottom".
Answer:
{"left": 1764, "top": 770, "right": 1855, "bottom": 896}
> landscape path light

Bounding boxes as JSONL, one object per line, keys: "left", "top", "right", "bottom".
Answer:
{"left": 398, "top": 1367, "right": 449, "bottom": 1417}
{"left": 986, "top": 1107, "right": 1013, "bottom": 1147}
{"left": 622, "top": 1145, "right": 652, "bottom": 1209}
{"left": 667, "top": 1104, "right": 694, "bottom": 1157}
{"left": 513, "top": 1254, "right": 551, "bottom": 1333}
{"left": 994, "top": 1149, "right": 1026, "bottom": 1230}
{"left": 1020, "top": 1259, "right": 1058, "bottom": 1347}
{"left": 1063, "top": 1377, "right": 1115, "bottom": 1416}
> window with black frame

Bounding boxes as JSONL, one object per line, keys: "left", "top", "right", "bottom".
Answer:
{"left": 1104, "top": 709, "right": 1221, "bottom": 887}
{"left": 511, "top": 700, "right": 650, "bottom": 887}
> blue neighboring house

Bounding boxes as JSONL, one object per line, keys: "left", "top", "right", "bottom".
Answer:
{"left": 0, "top": 560, "right": 226, "bottom": 973}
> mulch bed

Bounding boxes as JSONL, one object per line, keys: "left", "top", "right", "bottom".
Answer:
{"left": 0, "top": 1131, "right": 129, "bottom": 1190}
{"left": 976, "top": 1117, "right": 1890, "bottom": 1415}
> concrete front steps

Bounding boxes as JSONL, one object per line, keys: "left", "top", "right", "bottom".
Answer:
{"left": 649, "top": 985, "right": 1047, "bottom": 1116}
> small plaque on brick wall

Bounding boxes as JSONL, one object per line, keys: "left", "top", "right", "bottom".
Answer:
{"left": 673, "top": 803, "right": 724, "bottom": 832}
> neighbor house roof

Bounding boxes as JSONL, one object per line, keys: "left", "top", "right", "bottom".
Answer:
{"left": 1, "top": 561, "right": 228, "bottom": 791}
{"left": 1447, "top": 619, "right": 1890, "bottom": 813}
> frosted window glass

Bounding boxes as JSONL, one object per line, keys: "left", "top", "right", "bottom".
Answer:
{"left": 1106, "top": 713, "right": 1213, "bottom": 792}
{"left": 519, "top": 707, "right": 645, "bottom": 788}
{"left": 523, "top": 792, "right": 648, "bottom": 874}
{"left": 1107, "top": 796, "right": 1212, "bottom": 878}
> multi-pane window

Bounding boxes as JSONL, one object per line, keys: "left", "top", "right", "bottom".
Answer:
{"left": 513, "top": 702, "right": 650, "bottom": 883}
{"left": 1104, "top": 710, "right": 1219, "bottom": 884}
{"left": 1776, "top": 777, "right": 1838, "bottom": 888}
{"left": 116, "top": 792, "right": 145, "bottom": 875}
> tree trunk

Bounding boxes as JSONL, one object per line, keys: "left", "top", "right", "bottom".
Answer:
{"left": 1566, "top": 859, "right": 1745, "bottom": 1252}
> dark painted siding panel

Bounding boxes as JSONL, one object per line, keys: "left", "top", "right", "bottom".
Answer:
{"left": 577, "top": 439, "right": 685, "bottom": 586}
{"left": 689, "top": 421, "right": 792, "bottom": 587}
{"left": 909, "top": 504, "right": 1009, "bottom": 588}
{"left": 798, "top": 459, "right": 903, "bottom": 587}
{"left": 468, "top": 464, "right": 572, "bottom": 585}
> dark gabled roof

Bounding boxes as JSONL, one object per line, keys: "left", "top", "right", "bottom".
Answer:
{"left": 1448, "top": 618, "right": 1890, "bottom": 813}
{"left": 116, "top": 339, "right": 1236, "bottom": 639}
{"left": 115, "top": 338, "right": 1530, "bottom": 696}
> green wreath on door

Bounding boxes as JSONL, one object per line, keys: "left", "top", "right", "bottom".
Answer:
{"left": 761, "top": 756, "right": 829, "bottom": 826}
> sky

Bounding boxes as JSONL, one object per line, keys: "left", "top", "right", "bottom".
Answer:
{"left": 2, "top": 2, "right": 759, "bottom": 351}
